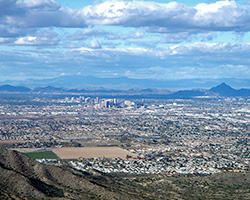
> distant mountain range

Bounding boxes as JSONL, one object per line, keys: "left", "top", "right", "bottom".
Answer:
{"left": 2, "top": 75, "right": 250, "bottom": 89}
{"left": 0, "top": 82, "right": 250, "bottom": 98}
{"left": 0, "top": 84, "right": 172, "bottom": 95}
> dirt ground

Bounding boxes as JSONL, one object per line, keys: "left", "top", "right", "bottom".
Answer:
{"left": 53, "top": 147, "right": 137, "bottom": 159}
{"left": 0, "top": 140, "right": 24, "bottom": 144}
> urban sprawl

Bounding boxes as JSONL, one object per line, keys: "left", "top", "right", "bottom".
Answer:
{"left": 0, "top": 94, "right": 250, "bottom": 176}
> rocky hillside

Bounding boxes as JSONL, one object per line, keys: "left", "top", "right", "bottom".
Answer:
{"left": 1, "top": 146, "right": 250, "bottom": 200}
{"left": 0, "top": 146, "right": 145, "bottom": 200}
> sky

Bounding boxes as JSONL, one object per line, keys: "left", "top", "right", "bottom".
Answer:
{"left": 1, "top": 0, "right": 250, "bottom": 81}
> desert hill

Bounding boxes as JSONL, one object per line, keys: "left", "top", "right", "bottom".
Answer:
{"left": 1, "top": 146, "right": 250, "bottom": 199}
{"left": 0, "top": 146, "right": 142, "bottom": 199}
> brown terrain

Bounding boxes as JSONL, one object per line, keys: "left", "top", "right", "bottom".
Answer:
{"left": 0, "top": 140, "right": 24, "bottom": 144}
{"left": 0, "top": 146, "right": 144, "bottom": 200}
{"left": 1, "top": 146, "right": 250, "bottom": 200}
{"left": 53, "top": 147, "right": 136, "bottom": 159}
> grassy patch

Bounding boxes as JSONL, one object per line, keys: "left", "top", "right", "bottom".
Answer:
{"left": 25, "top": 151, "right": 58, "bottom": 159}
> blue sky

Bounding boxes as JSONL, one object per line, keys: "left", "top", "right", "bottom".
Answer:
{"left": 1, "top": 0, "right": 250, "bottom": 81}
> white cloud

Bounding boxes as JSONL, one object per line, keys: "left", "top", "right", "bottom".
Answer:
{"left": 88, "top": 39, "right": 102, "bottom": 49}
{"left": 195, "top": 0, "right": 234, "bottom": 14}
{"left": 1, "top": 0, "right": 250, "bottom": 38}
{"left": 77, "top": 0, "right": 250, "bottom": 33}
{"left": 164, "top": 42, "right": 250, "bottom": 56}
{"left": 15, "top": 36, "right": 36, "bottom": 45}
{"left": 79, "top": 1, "right": 193, "bottom": 28}
{"left": 14, "top": 29, "right": 59, "bottom": 45}
{"left": 72, "top": 42, "right": 250, "bottom": 59}
{"left": 2, "top": 40, "right": 250, "bottom": 80}
{"left": 2, "top": 0, "right": 250, "bottom": 81}
{"left": 68, "top": 41, "right": 250, "bottom": 79}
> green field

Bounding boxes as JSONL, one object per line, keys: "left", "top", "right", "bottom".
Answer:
{"left": 25, "top": 151, "right": 58, "bottom": 159}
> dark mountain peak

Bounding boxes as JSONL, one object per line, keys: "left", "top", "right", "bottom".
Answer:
{"left": 220, "top": 82, "right": 229, "bottom": 86}
{"left": 210, "top": 82, "right": 234, "bottom": 91}
{"left": 210, "top": 83, "right": 237, "bottom": 96}
{"left": 212, "top": 82, "right": 234, "bottom": 89}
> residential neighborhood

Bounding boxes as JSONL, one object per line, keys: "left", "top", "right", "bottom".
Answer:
{"left": 0, "top": 94, "right": 250, "bottom": 175}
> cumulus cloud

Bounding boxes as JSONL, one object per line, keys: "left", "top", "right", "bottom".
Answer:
{"left": 1, "top": 0, "right": 250, "bottom": 37}
{"left": 0, "top": 0, "right": 87, "bottom": 31}
{"left": 2, "top": 0, "right": 250, "bottom": 81}
{"left": 80, "top": 1, "right": 194, "bottom": 28}
{"left": 77, "top": 0, "right": 250, "bottom": 33}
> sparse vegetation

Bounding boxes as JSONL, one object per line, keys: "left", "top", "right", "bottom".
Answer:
{"left": 1, "top": 146, "right": 250, "bottom": 199}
